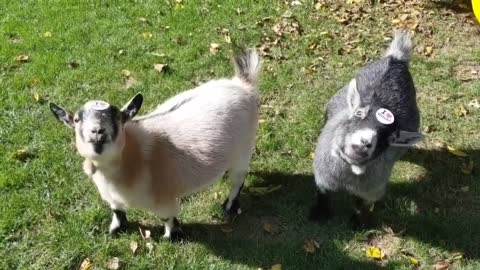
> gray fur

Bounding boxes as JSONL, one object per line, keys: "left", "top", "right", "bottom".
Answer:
{"left": 313, "top": 32, "right": 422, "bottom": 203}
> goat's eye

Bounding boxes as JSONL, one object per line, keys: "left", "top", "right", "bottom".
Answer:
{"left": 74, "top": 118, "right": 80, "bottom": 123}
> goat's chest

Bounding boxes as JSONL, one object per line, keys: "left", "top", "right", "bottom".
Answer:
{"left": 91, "top": 170, "right": 154, "bottom": 210}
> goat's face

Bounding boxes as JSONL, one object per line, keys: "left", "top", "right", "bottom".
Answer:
{"left": 335, "top": 79, "right": 424, "bottom": 165}
{"left": 50, "top": 94, "right": 143, "bottom": 162}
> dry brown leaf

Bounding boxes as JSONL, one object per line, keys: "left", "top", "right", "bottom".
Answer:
{"left": 263, "top": 222, "right": 281, "bottom": 235}
{"left": 271, "top": 264, "right": 282, "bottom": 270}
{"left": 433, "top": 260, "right": 450, "bottom": 270}
{"left": 129, "top": 241, "right": 138, "bottom": 254}
{"left": 210, "top": 43, "right": 220, "bottom": 54}
{"left": 424, "top": 46, "right": 433, "bottom": 56}
{"left": 15, "top": 55, "right": 30, "bottom": 62}
{"left": 153, "top": 64, "right": 168, "bottom": 73}
{"left": 107, "top": 257, "right": 120, "bottom": 270}
{"left": 220, "top": 225, "right": 234, "bottom": 233}
{"left": 79, "top": 258, "right": 93, "bottom": 270}
{"left": 122, "top": 69, "right": 131, "bottom": 77}
{"left": 455, "top": 105, "right": 468, "bottom": 117}
{"left": 303, "top": 239, "right": 320, "bottom": 254}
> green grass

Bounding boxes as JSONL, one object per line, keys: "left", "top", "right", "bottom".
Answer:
{"left": 1, "top": 0, "right": 480, "bottom": 269}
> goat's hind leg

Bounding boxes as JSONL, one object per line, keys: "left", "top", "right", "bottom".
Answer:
{"left": 109, "top": 208, "right": 128, "bottom": 235}
{"left": 222, "top": 170, "right": 246, "bottom": 217}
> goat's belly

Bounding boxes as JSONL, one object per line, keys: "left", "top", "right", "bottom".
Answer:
{"left": 92, "top": 173, "right": 155, "bottom": 210}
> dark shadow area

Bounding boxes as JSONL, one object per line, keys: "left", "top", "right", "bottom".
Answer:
{"left": 428, "top": 0, "right": 473, "bottom": 14}
{"left": 115, "top": 147, "right": 478, "bottom": 268}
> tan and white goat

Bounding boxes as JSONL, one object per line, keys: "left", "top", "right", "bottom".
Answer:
{"left": 50, "top": 49, "right": 261, "bottom": 239}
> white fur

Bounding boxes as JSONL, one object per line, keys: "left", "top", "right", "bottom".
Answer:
{"left": 80, "top": 50, "right": 261, "bottom": 237}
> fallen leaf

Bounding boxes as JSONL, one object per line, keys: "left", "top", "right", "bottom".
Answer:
{"left": 303, "top": 239, "right": 320, "bottom": 254}
{"left": 224, "top": 33, "right": 231, "bottom": 44}
{"left": 175, "top": 3, "right": 184, "bottom": 10}
{"left": 106, "top": 257, "right": 120, "bottom": 270}
{"left": 451, "top": 252, "right": 463, "bottom": 260}
{"left": 424, "top": 46, "right": 433, "bottom": 56}
{"left": 43, "top": 31, "right": 52, "bottom": 38}
{"left": 291, "top": 0, "right": 302, "bottom": 6}
{"left": 433, "top": 260, "right": 449, "bottom": 270}
{"left": 129, "top": 241, "right": 138, "bottom": 254}
{"left": 153, "top": 63, "right": 168, "bottom": 73}
{"left": 122, "top": 69, "right": 131, "bottom": 77}
{"left": 79, "top": 258, "right": 93, "bottom": 270}
{"left": 248, "top": 185, "right": 282, "bottom": 195}
{"left": 143, "top": 32, "right": 153, "bottom": 40}
{"left": 310, "top": 152, "right": 315, "bottom": 159}
{"left": 408, "top": 256, "right": 419, "bottom": 265}
{"left": 468, "top": 99, "right": 479, "bottom": 109}
{"left": 263, "top": 222, "right": 281, "bottom": 235}
{"left": 15, "top": 55, "right": 30, "bottom": 62}
{"left": 461, "top": 159, "right": 474, "bottom": 175}
{"left": 271, "top": 264, "right": 282, "bottom": 270}
{"left": 209, "top": 43, "right": 220, "bottom": 54}
{"left": 11, "top": 148, "right": 35, "bottom": 162}
{"left": 446, "top": 145, "right": 468, "bottom": 157}
{"left": 366, "top": 246, "right": 385, "bottom": 260}
{"left": 33, "top": 92, "right": 41, "bottom": 102}
{"left": 220, "top": 225, "right": 233, "bottom": 233}
{"left": 455, "top": 105, "right": 468, "bottom": 117}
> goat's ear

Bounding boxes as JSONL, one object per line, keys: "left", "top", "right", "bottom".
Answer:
{"left": 49, "top": 103, "right": 74, "bottom": 128}
{"left": 346, "top": 78, "right": 361, "bottom": 114}
{"left": 389, "top": 130, "right": 425, "bottom": 147}
{"left": 121, "top": 93, "right": 143, "bottom": 123}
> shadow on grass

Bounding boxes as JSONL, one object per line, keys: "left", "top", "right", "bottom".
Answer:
{"left": 118, "top": 147, "right": 478, "bottom": 269}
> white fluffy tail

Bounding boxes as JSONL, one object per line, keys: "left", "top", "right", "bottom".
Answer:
{"left": 233, "top": 48, "right": 261, "bottom": 86}
{"left": 384, "top": 31, "right": 412, "bottom": 62}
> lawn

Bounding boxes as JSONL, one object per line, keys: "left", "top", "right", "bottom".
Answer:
{"left": 1, "top": 0, "right": 480, "bottom": 269}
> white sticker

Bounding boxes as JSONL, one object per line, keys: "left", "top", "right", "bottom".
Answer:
{"left": 376, "top": 108, "right": 394, "bottom": 125}
{"left": 85, "top": 100, "right": 110, "bottom": 111}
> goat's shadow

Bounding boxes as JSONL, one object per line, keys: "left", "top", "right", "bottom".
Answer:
{"left": 123, "top": 147, "right": 478, "bottom": 269}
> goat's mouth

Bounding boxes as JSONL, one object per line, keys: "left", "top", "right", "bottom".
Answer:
{"left": 88, "top": 139, "right": 107, "bottom": 154}
{"left": 339, "top": 148, "right": 369, "bottom": 165}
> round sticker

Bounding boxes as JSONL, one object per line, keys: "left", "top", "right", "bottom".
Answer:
{"left": 375, "top": 108, "right": 394, "bottom": 125}
{"left": 473, "top": 0, "right": 480, "bottom": 24}
{"left": 86, "top": 100, "right": 110, "bottom": 111}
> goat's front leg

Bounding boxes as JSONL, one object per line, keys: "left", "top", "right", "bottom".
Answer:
{"left": 309, "top": 188, "right": 334, "bottom": 223}
{"left": 161, "top": 217, "right": 184, "bottom": 241}
{"left": 350, "top": 197, "right": 376, "bottom": 229}
{"left": 109, "top": 208, "right": 128, "bottom": 235}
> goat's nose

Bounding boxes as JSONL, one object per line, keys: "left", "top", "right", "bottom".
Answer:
{"left": 360, "top": 138, "right": 372, "bottom": 148}
{"left": 91, "top": 127, "right": 106, "bottom": 134}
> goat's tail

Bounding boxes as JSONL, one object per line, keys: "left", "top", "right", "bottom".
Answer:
{"left": 384, "top": 31, "right": 412, "bottom": 62}
{"left": 233, "top": 48, "right": 261, "bottom": 86}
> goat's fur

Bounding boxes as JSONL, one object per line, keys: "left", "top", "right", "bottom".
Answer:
{"left": 311, "top": 32, "right": 423, "bottom": 226}
{"left": 51, "top": 49, "right": 261, "bottom": 238}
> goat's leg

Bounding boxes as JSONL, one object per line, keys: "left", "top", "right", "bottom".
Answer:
{"left": 223, "top": 170, "right": 246, "bottom": 217}
{"left": 109, "top": 209, "right": 128, "bottom": 235}
{"left": 309, "top": 188, "right": 334, "bottom": 223}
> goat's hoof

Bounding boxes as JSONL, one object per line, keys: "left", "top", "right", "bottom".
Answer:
{"left": 168, "top": 229, "right": 186, "bottom": 242}
{"left": 308, "top": 205, "right": 332, "bottom": 224}
{"left": 109, "top": 225, "right": 127, "bottom": 237}
{"left": 222, "top": 198, "right": 241, "bottom": 219}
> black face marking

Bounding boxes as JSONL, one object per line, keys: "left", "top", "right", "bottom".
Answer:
{"left": 93, "top": 143, "right": 103, "bottom": 154}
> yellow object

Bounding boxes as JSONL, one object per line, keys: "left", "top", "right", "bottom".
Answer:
{"left": 473, "top": 0, "right": 480, "bottom": 24}
{"left": 366, "top": 246, "right": 385, "bottom": 260}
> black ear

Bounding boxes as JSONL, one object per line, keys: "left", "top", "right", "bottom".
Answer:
{"left": 121, "top": 93, "right": 143, "bottom": 123}
{"left": 49, "top": 103, "right": 74, "bottom": 128}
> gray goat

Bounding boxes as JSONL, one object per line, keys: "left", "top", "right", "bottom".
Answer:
{"left": 311, "top": 32, "right": 424, "bottom": 227}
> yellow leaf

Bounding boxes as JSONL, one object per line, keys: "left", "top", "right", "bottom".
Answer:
{"left": 310, "top": 152, "right": 315, "bottom": 159}
{"left": 79, "top": 258, "right": 93, "bottom": 270}
{"left": 209, "top": 43, "right": 220, "bottom": 55}
{"left": 153, "top": 63, "right": 168, "bottom": 73}
{"left": 43, "top": 31, "right": 52, "bottom": 38}
{"left": 366, "top": 246, "right": 385, "bottom": 260}
{"left": 224, "top": 34, "right": 231, "bottom": 44}
{"left": 143, "top": 32, "right": 153, "bottom": 40}
{"left": 271, "top": 264, "right": 282, "bottom": 270}
{"left": 447, "top": 145, "right": 468, "bottom": 157}
{"left": 15, "top": 54, "right": 30, "bottom": 62}
{"left": 33, "top": 92, "right": 41, "bottom": 102}
{"left": 174, "top": 3, "right": 184, "bottom": 10}
{"left": 122, "top": 69, "right": 131, "bottom": 77}
{"left": 408, "top": 256, "right": 419, "bottom": 265}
